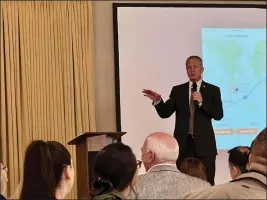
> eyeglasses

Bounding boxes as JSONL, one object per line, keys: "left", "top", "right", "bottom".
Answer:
{"left": 1, "top": 166, "right": 8, "bottom": 172}
{"left": 137, "top": 160, "right": 142, "bottom": 169}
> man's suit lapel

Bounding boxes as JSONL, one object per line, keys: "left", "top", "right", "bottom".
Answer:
{"left": 184, "top": 82, "right": 190, "bottom": 109}
{"left": 200, "top": 81, "right": 207, "bottom": 98}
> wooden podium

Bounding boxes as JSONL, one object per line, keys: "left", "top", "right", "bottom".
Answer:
{"left": 68, "top": 132, "right": 126, "bottom": 198}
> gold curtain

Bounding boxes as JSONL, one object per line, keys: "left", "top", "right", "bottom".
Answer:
{"left": 0, "top": 1, "right": 96, "bottom": 198}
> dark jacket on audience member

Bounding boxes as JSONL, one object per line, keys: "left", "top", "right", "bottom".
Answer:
{"left": 0, "top": 194, "right": 6, "bottom": 200}
{"left": 93, "top": 190, "right": 124, "bottom": 200}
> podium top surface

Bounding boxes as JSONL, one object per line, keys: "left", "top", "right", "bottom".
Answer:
{"left": 68, "top": 132, "right": 126, "bottom": 145}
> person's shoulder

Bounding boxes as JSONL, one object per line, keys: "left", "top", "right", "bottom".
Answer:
{"left": 179, "top": 174, "right": 211, "bottom": 190}
{"left": 191, "top": 176, "right": 211, "bottom": 187}
{"left": 137, "top": 172, "right": 155, "bottom": 183}
{"left": 172, "top": 82, "right": 189, "bottom": 90}
{"left": 137, "top": 170, "right": 174, "bottom": 186}
{"left": 174, "top": 82, "right": 189, "bottom": 87}
{"left": 0, "top": 194, "right": 6, "bottom": 200}
{"left": 203, "top": 81, "right": 220, "bottom": 90}
{"left": 183, "top": 180, "right": 253, "bottom": 199}
{"left": 93, "top": 193, "right": 123, "bottom": 200}
{"left": 182, "top": 182, "right": 230, "bottom": 199}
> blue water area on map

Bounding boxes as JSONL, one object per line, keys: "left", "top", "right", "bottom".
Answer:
{"left": 202, "top": 28, "right": 266, "bottom": 149}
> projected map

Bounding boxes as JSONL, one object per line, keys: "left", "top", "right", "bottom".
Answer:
{"left": 202, "top": 28, "right": 266, "bottom": 149}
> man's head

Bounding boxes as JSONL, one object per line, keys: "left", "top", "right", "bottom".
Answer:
{"left": 227, "top": 146, "right": 250, "bottom": 179}
{"left": 141, "top": 132, "right": 179, "bottom": 171}
{"left": 185, "top": 56, "right": 204, "bottom": 82}
{"left": 248, "top": 128, "right": 267, "bottom": 175}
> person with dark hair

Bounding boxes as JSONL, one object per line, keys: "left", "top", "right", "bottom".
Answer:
{"left": 227, "top": 146, "right": 250, "bottom": 179}
{"left": 89, "top": 143, "right": 139, "bottom": 200}
{"left": 180, "top": 157, "right": 208, "bottom": 182}
{"left": 143, "top": 55, "right": 223, "bottom": 185}
{"left": 20, "top": 140, "right": 74, "bottom": 200}
{"left": 183, "top": 127, "right": 267, "bottom": 199}
{"left": 0, "top": 162, "right": 8, "bottom": 200}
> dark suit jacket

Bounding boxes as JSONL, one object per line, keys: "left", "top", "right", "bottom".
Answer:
{"left": 155, "top": 81, "right": 223, "bottom": 156}
{"left": 0, "top": 194, "right": 6, "bottom": 200}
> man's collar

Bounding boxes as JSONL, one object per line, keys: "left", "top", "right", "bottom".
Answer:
{"left": 249, "top": 161, "right": 267, "bottom": 176}
{"left": 231, "top": 171, "right": 267, "bottom": 186}
{"left": 147, "top": 163, "right": 178, "bottom": 173}
{"left": 189, "top": 79, "right": 202, "bottom": 87}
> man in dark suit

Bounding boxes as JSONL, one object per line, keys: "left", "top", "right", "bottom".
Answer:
{"left": 142, "top": 55, "right": 223, "bottom": 185}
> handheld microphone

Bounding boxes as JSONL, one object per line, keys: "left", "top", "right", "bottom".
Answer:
{"left": 192, "top": 82, "right": 198, "bottom": 104}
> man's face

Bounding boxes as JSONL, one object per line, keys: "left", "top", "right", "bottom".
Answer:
{"left": 186, "top": 58, "right": 204, "bottom": 82}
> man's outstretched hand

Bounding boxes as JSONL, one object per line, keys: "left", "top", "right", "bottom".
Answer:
{"left": 142, "top": 89, "right": 161, "bottom": 102}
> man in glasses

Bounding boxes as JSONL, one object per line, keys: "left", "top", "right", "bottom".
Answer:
{"left": 129, "top": 132, "right": 210, "bottom": 199}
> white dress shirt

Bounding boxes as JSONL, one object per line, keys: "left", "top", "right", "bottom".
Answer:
{"left": 189, "top": 79, "right": 202, "bottom": 106}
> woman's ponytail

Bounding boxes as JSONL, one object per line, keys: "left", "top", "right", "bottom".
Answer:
{"left": 90, "top": 177, "right": 114, "bottom": 197}
{"left": 39, "top": 142, "right": 57, "bottom": 198}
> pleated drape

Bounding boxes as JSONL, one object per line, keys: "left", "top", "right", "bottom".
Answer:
{"left": 0, "top": 1, "right": 96, "bottom": 198}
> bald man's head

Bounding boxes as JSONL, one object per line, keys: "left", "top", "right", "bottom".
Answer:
{"left": 141, "top": 132, "right": 179, "bottom": 171}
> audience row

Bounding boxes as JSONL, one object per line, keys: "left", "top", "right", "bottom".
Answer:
{"left": 0, "top": 127, "right": 266, "bottom": 199}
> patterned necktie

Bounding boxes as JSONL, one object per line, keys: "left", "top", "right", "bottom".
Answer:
{"left": 189, "top": 85, "right": 196, "bottom": 136}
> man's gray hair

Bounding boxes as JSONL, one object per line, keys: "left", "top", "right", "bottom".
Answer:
{"left": 145, "top": 133, "right": 179, "bottom": 162}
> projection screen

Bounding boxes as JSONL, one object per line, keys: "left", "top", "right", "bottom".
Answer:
{"left": 113, "top": 3, "right": 266, "bottom": 184}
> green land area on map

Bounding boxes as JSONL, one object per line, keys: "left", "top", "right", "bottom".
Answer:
{"left": 202, "top": 29, "right": 266, "bottom": 148}
{"left": 202, "top": 34, "right": 266, "bottom": 129}
{"left": 203, "top": 39, "right": 266, "bottom": 84}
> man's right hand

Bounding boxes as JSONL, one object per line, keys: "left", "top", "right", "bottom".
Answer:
{"left": 142, "top": 89, "right": 161, "bottom": 102}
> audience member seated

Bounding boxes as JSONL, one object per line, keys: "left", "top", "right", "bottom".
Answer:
{"left": 228, "top": 146, "right": 250, "bottom": 179}
{"left": 20, "top": 140, "right": 74, "bottom": 200}
{"left": 89, "top": 143, "right": 139, "bottom": 200}
{"left": 129, "top": 132, "right": 210, "bottom": 199}
{"left": 180, "top": 157, "right": 209, "bottom": 182}
{"left": 183, "top": 127, "right": 267, "bottom": 199}
{"left": 0, "top": 162, "right": 8, "bottom": 200}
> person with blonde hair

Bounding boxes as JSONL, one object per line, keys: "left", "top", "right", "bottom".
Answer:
{"left": 0, "top": 162, "right": 8, "bottom": 200}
